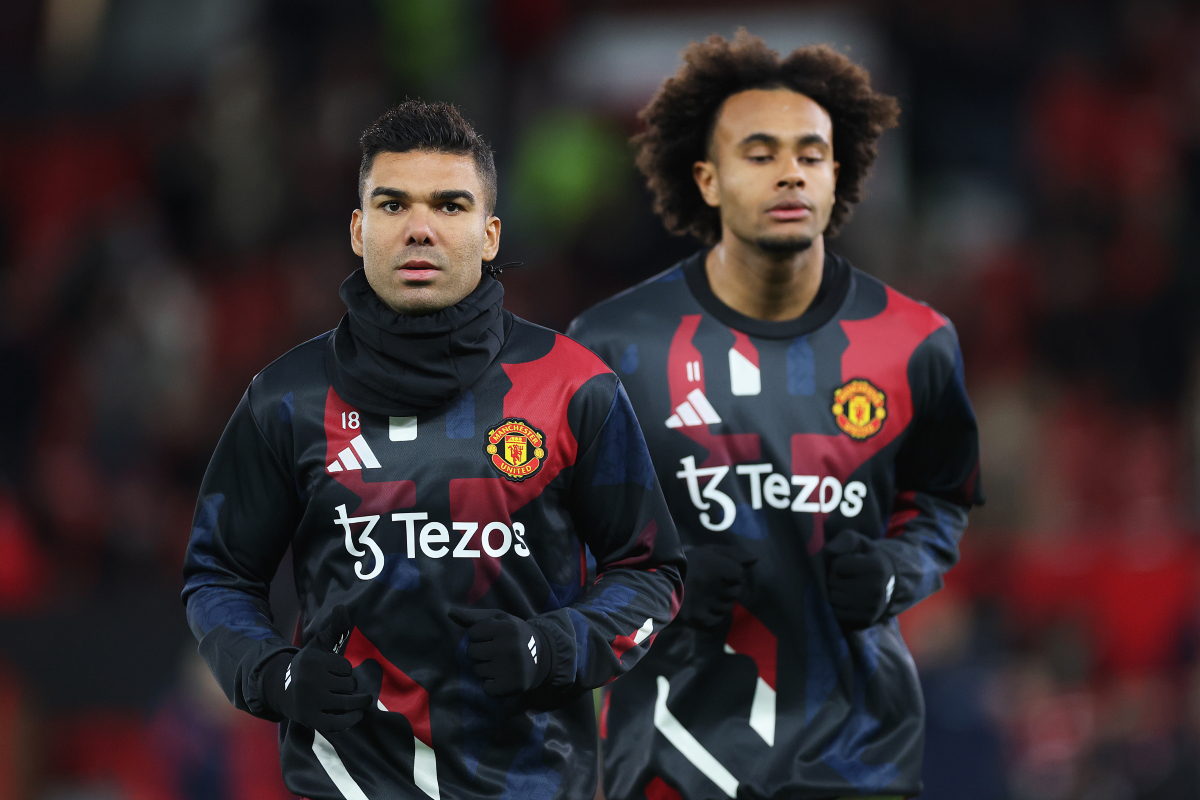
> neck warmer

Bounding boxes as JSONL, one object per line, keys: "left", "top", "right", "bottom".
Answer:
{"left": 325, "top": 268, "right": 507, "bottom": 416}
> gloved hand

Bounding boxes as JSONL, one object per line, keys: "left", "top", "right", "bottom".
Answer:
{"left": 677, "top": 544, "right": 758, "bottom": 629}
{"left": 449, "top": 608, "right": 551, "bottom": 698}
{"left": 824, "top": 529, "right": 897, "bottom": 629}
{"left": 260, "top": 604, "right": 372, "bottom": 732}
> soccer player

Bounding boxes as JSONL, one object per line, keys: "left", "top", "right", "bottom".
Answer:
{"left": 182, "top": 100, "right": 685, "bottom": 799}
{"left": 568, "top": 34, "right": 983, "bottom": 800}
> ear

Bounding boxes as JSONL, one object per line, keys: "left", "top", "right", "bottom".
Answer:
{"left": 693, "top": 160, "right": 721, "bottom": 209}
{"left": 350, "top": 208, "right": 364, "bottom": 257}
{"left": 482, "top": 215, "right": 501, "bottom": 262}
{"left": 833, "top": 160, "right": 841, "bottom": 186}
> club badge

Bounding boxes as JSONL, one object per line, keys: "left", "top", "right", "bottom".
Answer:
{"left": 485, "top": 418, "right": 546, "bottom": 482}
{"left": 831, "top": 379, "right": 887, "bottom": 440}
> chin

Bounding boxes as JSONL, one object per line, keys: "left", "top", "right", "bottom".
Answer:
{"left": 755, "top": 235, "right": 814, "bottom": 254}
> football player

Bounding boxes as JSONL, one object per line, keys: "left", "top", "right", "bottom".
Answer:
{"left": 569, "top": 33, "right": 983, "bottom": 800}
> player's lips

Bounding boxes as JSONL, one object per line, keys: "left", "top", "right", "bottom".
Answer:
{"left": 398, "top": 260, "right": 440, "bottom": 281}
{"left": 766, "top": 201, "right": 813, "bottom": 221}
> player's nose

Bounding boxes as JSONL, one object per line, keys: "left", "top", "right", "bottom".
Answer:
{"left": 404, "top": 206, "right": 438, "bottom": 246}
{"left": 776, "top": 162, "right": 806, "bottom": 189}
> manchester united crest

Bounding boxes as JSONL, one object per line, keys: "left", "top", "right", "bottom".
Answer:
{"left": 832, "top": 379, "right": 887, "bottom": 440}
{"left": 485, "top": 418, "right": 547, "bottom": 482}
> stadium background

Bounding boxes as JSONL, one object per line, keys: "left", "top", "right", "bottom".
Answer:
{"left": 1, "top": 0, "right": 1199, "bottom": 797}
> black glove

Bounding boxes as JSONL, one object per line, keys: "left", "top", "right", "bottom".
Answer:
{"left": 449, "top": 608, "right": 551, "bottom": 698}
{"left": 260, "top": 604, "right": 372, "bottom": 732}
{"left": 677, "top": 544, "right": 758, "bottom": 629}
{"left": 824, "top": 529, "right": 897, "bottom": 629}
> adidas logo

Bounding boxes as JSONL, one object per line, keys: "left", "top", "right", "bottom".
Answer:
{"left": 527, "top": 635, "right": 538, "bottom": 664}
{"left": 284, "top": 663, "right": 292, "bottom": 690}
{"left": 665, "top": 389, "right": 722, "bottom": 429}
{"left": 328, "top": 435, "right": 381, "bottom": 473}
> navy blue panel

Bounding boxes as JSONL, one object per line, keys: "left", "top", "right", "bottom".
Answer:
{"left": 279, "top": 392, "right": 295, "bottom": 423}
{"left": 499, "top": 712, "right": 562, "bottom": 800}
{"left": 787, "top": 336, "right": 816, "bottom": 396}
{"left": 375, "top": 553, "right": 420, "bottom": 591}
{"left": 187, "top": 585, "right": 278, "bottom": 640}
{"left": 184, "top": 493, "right": 225, "bottom": 574}
{"left": 446, "top": 390, "right": 475, "bottom": 439}
{"left": 592, "top": 384, "right": 656, "bottom": 489}
{"left": 568, "top": 608, "right": 591, "bottom": 678}
{"left": 728, "top": 503, "right": 769, "bottom": 540}
{"left": 457, "top": 633, "right": 504, "bottom": 779}
{"left": 619, "top": 344, "right": 639, "bottom": 374}
{"left": 585, "top": 583, "right": 636, "bottom": 617}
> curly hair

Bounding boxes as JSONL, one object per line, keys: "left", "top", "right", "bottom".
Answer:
{"left": 633, "top": 31, "right": 900, "bottom": 245}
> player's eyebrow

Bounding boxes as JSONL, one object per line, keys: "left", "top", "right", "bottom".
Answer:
{"left": 370, "top": 187, "right": 410, "bottom": 201}
{"left": 370, "top": 188, "right": 476, "bottom": 206}
{"left": 430, "top": 189, "right": 476, "bottom": 206}
{"left": 739, "top": 132, "right": 781, "bottom": 148}
{"left": 795, "top": 133, "right": 831, "bottom": 149}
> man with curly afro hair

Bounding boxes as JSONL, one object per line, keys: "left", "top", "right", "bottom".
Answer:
{"left": 569, "top": 31, "right": 984, "bottom": 800}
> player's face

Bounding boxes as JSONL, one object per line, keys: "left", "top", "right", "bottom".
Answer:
{"left": 351, "top": 150, "right": 501, "bottom": 315}
{"left": 694, "top": 89, "right": 839, "bottom": 253}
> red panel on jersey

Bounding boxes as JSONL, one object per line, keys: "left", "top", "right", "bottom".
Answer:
{"left": 323, "top": 388, "right": 416, "bottom": 515}
{"left": 605, "top": 519, "right": 658, "bottom": 569}
{"left": 644, "top": 776, "right": 684, "bottom": 800}
{"left": 839, "top": 287, "right": 947, "bottom": 457}
{"left": 344, "top": 628, "right": 433, "bottom": 745}
{"left": 790, "top": 289, "right": 947, "bottom": 552}
{"left": 446, "top": 335, "right": 608, "bottom": 602}
{"left": 887, "top": 491, "right": 920, "bottom": 539}
{"left": 726, "top": 603, "right": 777, "bottom": 689}
{"left": 667, "top": 314, "right": 760, "bottom": 468}
{"left": 599, "top": 689, "right": 611, "bottom": 738}
{"left": 611, "top": 622, "right": 655, "bottom": 660}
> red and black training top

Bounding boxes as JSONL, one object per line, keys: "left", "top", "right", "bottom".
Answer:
{"left": 182, "top": 275, "right": 684, "bottom": 800}
{"left": 568, "top": 250, "right": 983, "bottom": 800}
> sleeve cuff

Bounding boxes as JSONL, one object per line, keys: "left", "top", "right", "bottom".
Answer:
{"left": 528, "top": 616, "right": 576, "bottom": 690}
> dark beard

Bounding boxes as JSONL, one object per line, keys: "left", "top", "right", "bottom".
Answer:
{"left": 755, "top": 235, "right": 813, "bottom": 254}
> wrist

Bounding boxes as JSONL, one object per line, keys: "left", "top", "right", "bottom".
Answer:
{"left": 258, "top": 650, "right": 295, "bottom": 717}
{"left": 528, "top": 618, "right": 569, "bottom": 690}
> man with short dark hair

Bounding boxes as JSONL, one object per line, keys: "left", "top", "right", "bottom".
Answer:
{"left": 183, "top": 100, "right": 684, "bottom": 799}
{"left": 569, "top": 33, "right": 983, "bottom": 799}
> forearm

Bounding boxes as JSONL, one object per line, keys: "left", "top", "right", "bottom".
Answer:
{"left": 875, "top": 490, "right": 968, "bottom": 616}
{"left": 185, "top": 583, "right": 297, "bottom": 718}
{"left": 531, "top": 563, "right": 683, "bottom": 695}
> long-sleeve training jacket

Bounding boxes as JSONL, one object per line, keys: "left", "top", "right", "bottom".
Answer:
{"left": 568, "top": 250, "right": 983, "bottom": 800}
{"left": 182, "top": 270, "right": 685, "bottom": 800}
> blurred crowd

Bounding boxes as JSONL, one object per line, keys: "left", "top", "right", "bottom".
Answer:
{"left": 1, "top": 0, "right": 1199, "bottom": 798}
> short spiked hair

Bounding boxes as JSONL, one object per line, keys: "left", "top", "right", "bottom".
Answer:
{"left": 359, "top": 100, "right": 497, "bottom": 213}
{"left": 634, "top": 31, "right": 900, "bottom": 244}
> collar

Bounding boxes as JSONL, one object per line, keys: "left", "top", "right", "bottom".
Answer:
{"left": 682, "top": 248, "right": 851, "bottom": 339}
{"left": 325, "top": 268, "right": 508, "bottom": 416}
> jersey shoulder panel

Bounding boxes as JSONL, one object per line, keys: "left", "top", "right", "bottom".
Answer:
{"left": 245, "top": 331, "right": 333, "bottom": 464}
{"left": 507, "top": 315, "right": 615, "bottom": 378}
{"left": 567, "top": 261, "right": 694, "bottom": 347}
{"left": 248, "top": 331, "right": 332, "bottom": 400}
{"left": 840, "top": 269, "right": 952, "bottom": 373}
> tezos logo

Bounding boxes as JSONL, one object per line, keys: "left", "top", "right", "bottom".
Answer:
{"left": 676, "top": 457, "right": 868, "bottom": 532}
{"left": 334, "top": 506, "right": 532, "bottom": 581}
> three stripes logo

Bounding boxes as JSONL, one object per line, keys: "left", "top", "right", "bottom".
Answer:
{"left": 665, "top": 389, "right": 722, "bottom": 429}
{"left": 284, "top": 663, "right": 292, "bottom": 690}
{"left": 527, "top": 635, "right": 538, "bottom": 665}
{"left": 327, "top": 434, "right": 382, "bottom": 473}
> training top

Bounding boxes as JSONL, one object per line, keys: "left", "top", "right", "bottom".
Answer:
{"left": 182, "top": 272, "right": 685, "bottom": 800}
{"left": 568, "top": 249, "right": 983, "bottom": 800}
